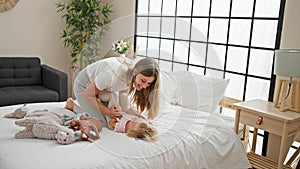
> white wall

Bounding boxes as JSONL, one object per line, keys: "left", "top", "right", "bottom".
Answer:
{"left": 0, "top": 0, "right": 135, "bottom": 97}
{"left": 102, "top": 0, "right": 136, "bottom": 58}
{"left": 280, "top": 0, "right": 300, "bottom": 49}
{"left": 0, "top": 0, "right": 70, "bottom": 94}
{"left": 0, "top": 0, "right": 298, "bottom": 99}
{"left": 0, "top": 0, "right": 69, "bottom": 71}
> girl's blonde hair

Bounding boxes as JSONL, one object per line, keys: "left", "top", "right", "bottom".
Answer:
{"left": 126, "top": 123, "right": 158, "bottom": 142}
{"left": 128, "top": 57, "right": 160, "bottom": 119}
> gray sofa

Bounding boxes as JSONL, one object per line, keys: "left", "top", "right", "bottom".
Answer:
{"left": 0, "top": 57, "right": 68, "bottom": 107}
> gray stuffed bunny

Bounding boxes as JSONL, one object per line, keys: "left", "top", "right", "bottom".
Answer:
{"left": 14, "top": 109, "right": 77, "bottom": 145}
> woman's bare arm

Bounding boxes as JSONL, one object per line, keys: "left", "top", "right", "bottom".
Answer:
{"left": 119, "top": 92, "right": 130, "bottom": 113}
{"left": 82, "top": 82, "right": 121, "bottom": 118}
{"left": 126, "top": 107, "right": 146, "bottom": 119}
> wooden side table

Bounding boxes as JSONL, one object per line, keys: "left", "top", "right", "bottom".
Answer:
{"left": 233, "top": 99, "right": 300, "bottom": 169}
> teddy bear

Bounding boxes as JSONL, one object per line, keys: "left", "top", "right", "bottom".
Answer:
{"left": 12, "top": 108, "right": 77, "bottom": 145}
{"left": 69, "top": 114, "right": 103, "bottom": 142}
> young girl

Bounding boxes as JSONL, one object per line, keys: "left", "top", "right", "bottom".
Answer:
{"left": 108, "top": 111, "right": 158, "bottom": 142}
{"left": 65, "top": 98, "right": 158, "bottom": 142}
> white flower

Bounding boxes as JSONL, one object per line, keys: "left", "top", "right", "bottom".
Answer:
{"left": 117, "top": 40, "right": 126, "bottom": 52}
{"left": 112, "top": 38, "right": 130, "bottom": 54}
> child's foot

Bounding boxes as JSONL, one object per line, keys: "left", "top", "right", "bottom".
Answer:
{"left": 65, "top": 98, "right": 75, "bottom": 111}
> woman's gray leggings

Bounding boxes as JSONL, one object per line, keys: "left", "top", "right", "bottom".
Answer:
{"left": 73, "top": 68, "right": 108, "bottom": 127}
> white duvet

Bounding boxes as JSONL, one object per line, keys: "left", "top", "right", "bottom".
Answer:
{"left": 0, "top": 101, "right": 251, "bottom": 169}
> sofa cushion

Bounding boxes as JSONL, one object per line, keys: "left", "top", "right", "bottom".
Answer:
{"left": 0, "top": 57, "right": 42, "bottom": 87}
{"left": 0, "top": 86, "right": 59, "bottom": 106}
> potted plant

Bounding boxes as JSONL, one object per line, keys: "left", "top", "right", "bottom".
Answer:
{"left": 56, "top": 0, "right": 113, "bottom": 71}
{"left": 112, "top": 38, "right": 131, "bottom": 58}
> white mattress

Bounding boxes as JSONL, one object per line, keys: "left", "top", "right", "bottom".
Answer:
{"left": 0, "top": 101, "right": 251, "bottom": 169}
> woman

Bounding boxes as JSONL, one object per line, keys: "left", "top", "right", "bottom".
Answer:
{"left": 72, "top": 57, "right": 160, "bottom": 127}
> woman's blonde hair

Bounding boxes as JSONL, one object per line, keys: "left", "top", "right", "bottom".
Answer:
{"left": 128, "top": 57, "right": 160, "bottom": 119}
{"left": 126, "top": 123, "right": 158, "bottom": 142}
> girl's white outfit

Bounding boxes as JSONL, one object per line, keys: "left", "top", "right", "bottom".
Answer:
{"left": 114, "top": 112, "right": 147, "bottom": 133}
{"left": 73, "top": 57, "right": 133, "bottom": 127}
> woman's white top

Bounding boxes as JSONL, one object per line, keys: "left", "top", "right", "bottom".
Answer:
{"left": 86, "top": 57, "right": 133, "bottom": 92}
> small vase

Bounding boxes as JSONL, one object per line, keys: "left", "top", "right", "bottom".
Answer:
{"left": 120, "top": 53, "right": 126, "bottom": 58}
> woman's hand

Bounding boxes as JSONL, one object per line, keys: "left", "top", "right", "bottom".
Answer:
{"left": 105, "top": 105, "right": 122, "bottom": 118}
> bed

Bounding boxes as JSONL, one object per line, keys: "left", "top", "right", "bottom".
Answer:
{"left": 0, "top": 71, "right": 251, "bottom": 169}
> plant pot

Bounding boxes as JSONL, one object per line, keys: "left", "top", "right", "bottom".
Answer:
{"left": 120, "top": 53, "right": 126, "bottom": 58}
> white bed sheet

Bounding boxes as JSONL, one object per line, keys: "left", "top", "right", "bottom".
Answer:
{"left": 0, "top": 101, "right": 251, "bottom": 169}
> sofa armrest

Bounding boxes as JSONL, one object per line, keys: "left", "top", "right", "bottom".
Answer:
{"left": 41, "top": 65, "right": 68, "bottom": 101}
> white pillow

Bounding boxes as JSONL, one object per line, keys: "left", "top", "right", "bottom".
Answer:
{"left": 171, "top": 71, "right": 229, "bottom": 113}
{"left": 159, "top": 70, "right": 179, "bottom": 104}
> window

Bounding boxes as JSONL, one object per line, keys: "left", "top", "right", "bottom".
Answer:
{"left": 135, "top": 0, "right": 286, "bottom": 156}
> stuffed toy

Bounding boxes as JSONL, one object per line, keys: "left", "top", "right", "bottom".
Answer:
{"left": 69, "top": 114, "right": 103, "bottom": 142}
{"left": 10, "top": 108, "right": 77, "bottom": 145}
{"left": 4, "top": 105, "right": 55, "bottom": 119}
{"left": 4, "top": 105, "right": 30, "bottom": 119}
{"left": 6, "top": 105, "right": 104, "bottom": 144}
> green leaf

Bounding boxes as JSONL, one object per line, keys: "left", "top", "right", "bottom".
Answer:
{"left": 56, "top": 0, "right": 113, "bottom": 71}
{"left": 56, "top": 0, "right": 66, "bottom": 12}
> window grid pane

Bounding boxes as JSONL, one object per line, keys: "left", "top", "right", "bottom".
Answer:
{"left": 135, "top": 0, "right": 286, "bottom": 156}
{"left": 135, "top": 0, "right": 284, "bottom": 101}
